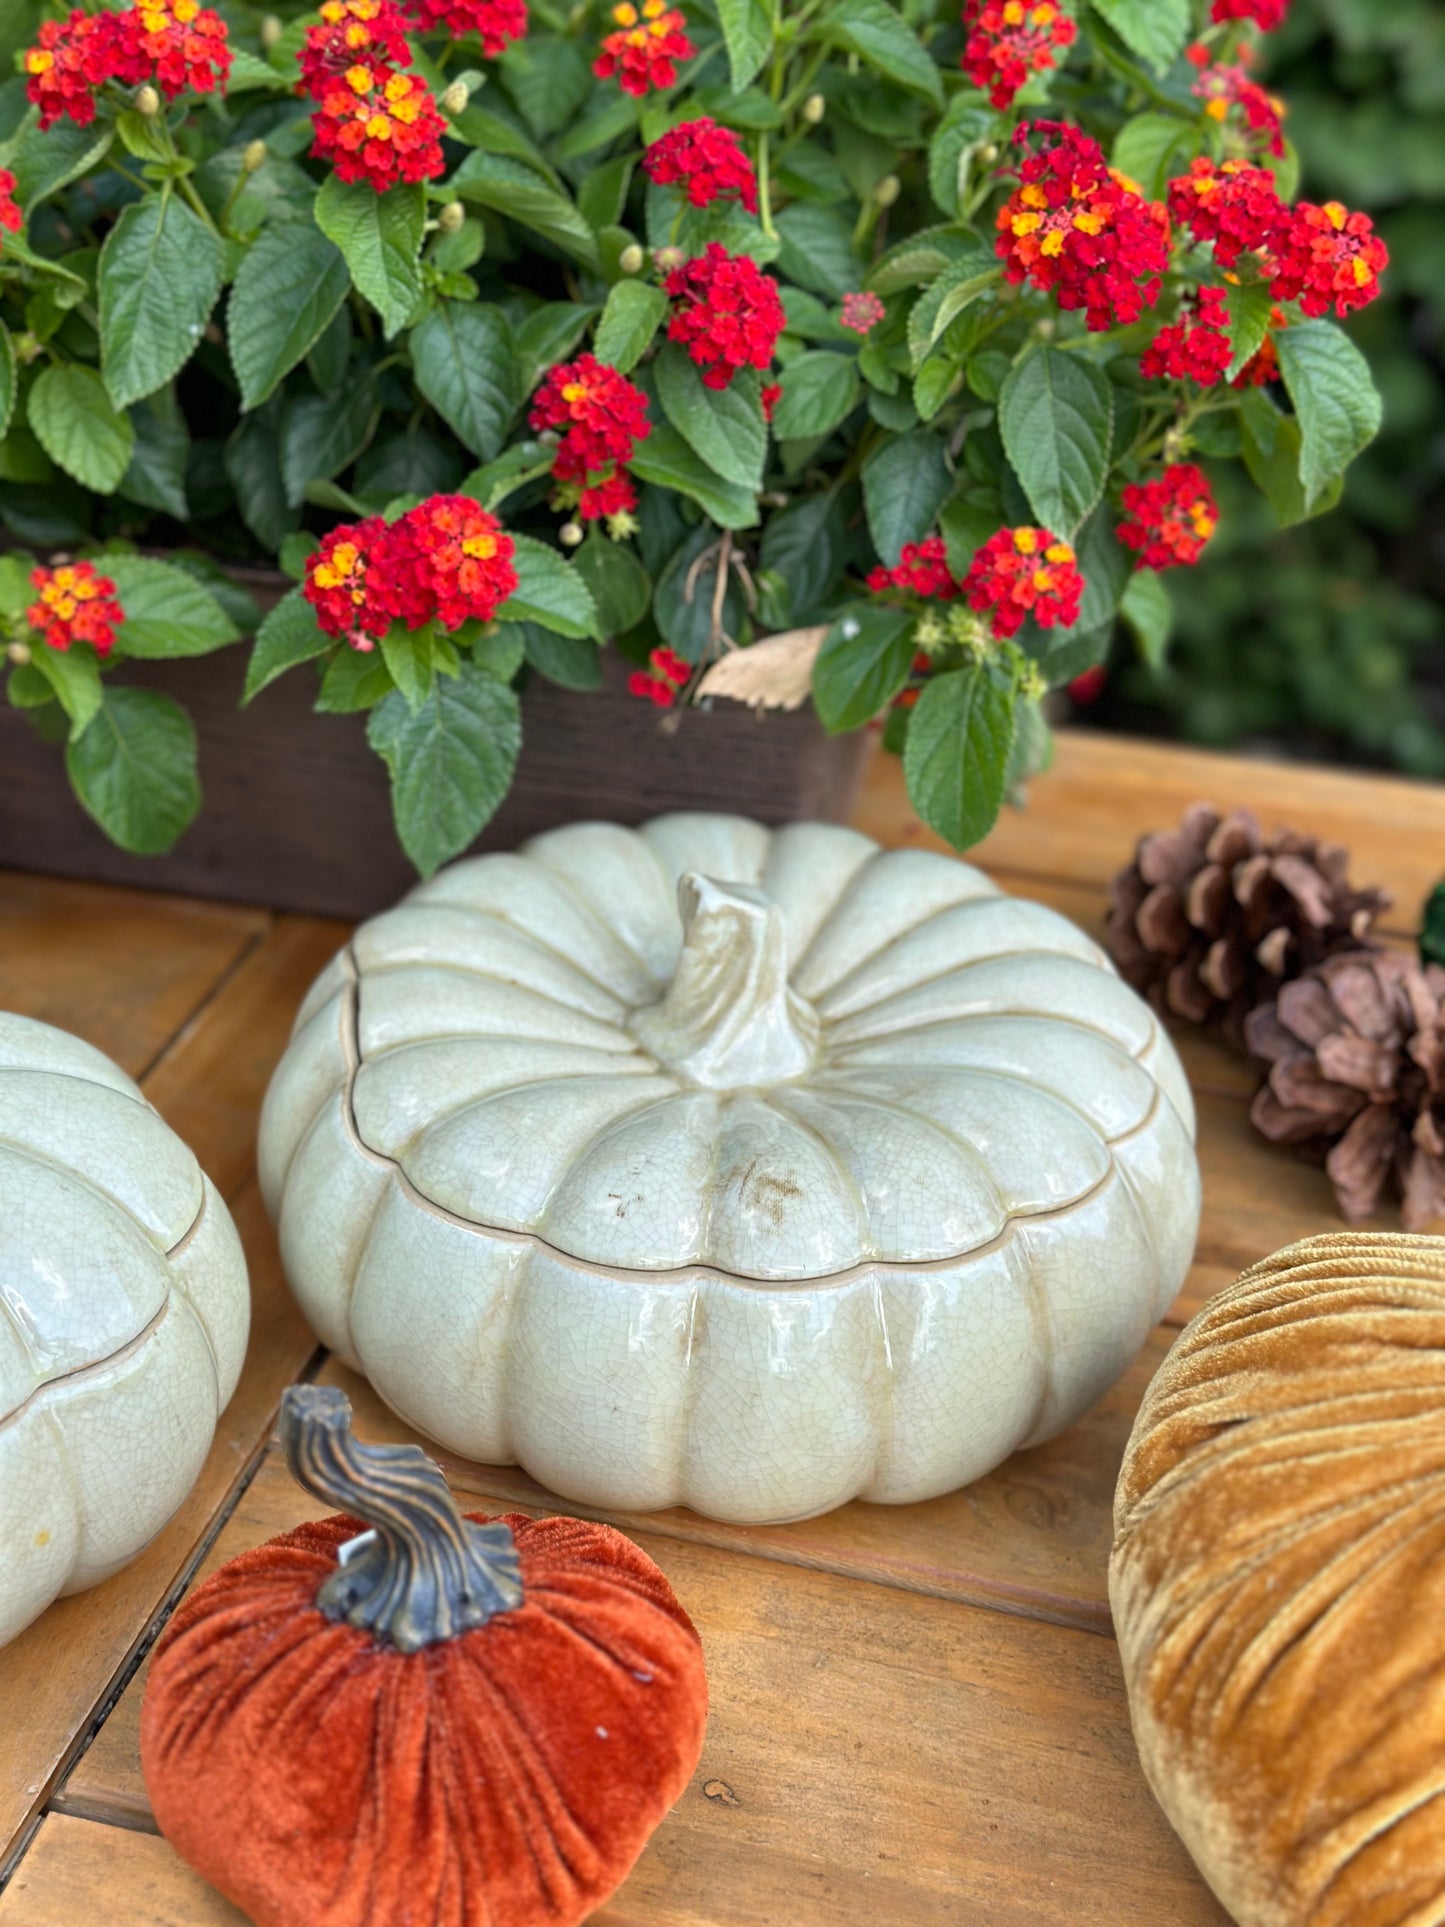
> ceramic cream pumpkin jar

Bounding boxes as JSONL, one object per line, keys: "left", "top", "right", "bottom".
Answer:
{"left": 260, "top": 814, "right": 1201, "bottom": 1524}
{"left": 0, "top": 1013, "right": 249, "bottom": 1646}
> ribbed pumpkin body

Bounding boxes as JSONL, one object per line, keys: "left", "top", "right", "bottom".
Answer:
{"left": 141, "top": 1509, "right": 708, "bottom": 1927}
{"left": 260, "top": 813, "right": 1200, "bottom": 1524}
{"left": 0, "top": 1012, "right": 248, "bottom": 1648}
{"left": 1111, "top": 1233, "right": 1445, "bottom": 1927}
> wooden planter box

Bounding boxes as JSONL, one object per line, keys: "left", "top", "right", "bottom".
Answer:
{"left": 0, "top": 636, "right": 872, "bottom": 920}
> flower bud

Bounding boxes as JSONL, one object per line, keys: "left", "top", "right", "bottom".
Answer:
{"left": 135, "top": 83, "right": 161, "bottom": 117}
{"left": 242, "top": 138, "right": 268, "bottom": 174}
{"left": 653, "top": 244, "right": 684, "bottom": 274}
{"left": 437, "top": 199, "right": 465, "bottom": 234}
{"left": 441, "top": 79, "right": 470, "bottom": 116}
{"left": 802, "top": 93, "right": 825, "bottom": 124}
{"left": 12, "top": 331, "right": 41, "bottom": 365}
{"left": 6, "top": 641, "right": 31, "bottom": 667}
{"left": 559, "top": 521, "right": 584, "bottom": 548}
{"left": 617, "top": 242, "right": 645, "bottom": 276}
{"left": 979, "top": 142, "right": 999, "bottom": 165}
{"left": 259, "top": 13, "right": 282, "bottom": 47}
{"left": 873, "top": 174, "right": 901, "bottom": 208}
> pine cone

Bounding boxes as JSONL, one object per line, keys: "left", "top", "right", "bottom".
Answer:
{"left": 1105, "top": 803, "right": 1391, "bottom": 1047}
{"left": 1247, "top": 950, "right": 1445, "bottom": 1231}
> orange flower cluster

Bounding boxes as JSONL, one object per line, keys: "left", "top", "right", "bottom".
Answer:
{"left": 299, "top": 0, "right": 413, "bottom": 91}
{"left": 962, "top": 0, "right": 1076, "bottom": 112}
{"left": 867, "top": 536, "right": 959, "bottom": 600}
{"left": 310, "top": 61, "right": 447, "bottom": 190}
{"left": 962, "top": 526, "right": 1083, "bottom": 639}
{"left": 1188, "top": 46, "right": 1285, "bottom": 157}
{"left": 594, "top": 0, "right": 694, "bottom": 96}
{"left": 408, "top": 0, "right": 528, "bottom": 55}
{"left": 304, "top": 497, "right": 517, "bottom": 648}
{"left": 25, "top": 1, "right": 230, "bottom": 128}
{"left": 529, "top": 354, "right": 650, "bottom": 520}
{"left": 27, "top": 561, "right": 125, "bottom": 657}
{"left": 1118, "top": 466, "right": 1219, "bottom": 570}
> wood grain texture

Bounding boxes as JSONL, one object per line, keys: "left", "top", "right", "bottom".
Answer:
{"left": 0, "top": 1818, "right": 248, "bottom": 1926}
{"left": 57, "top": 1453, "right": 1228, "bottom": 1927}
{"left": 855, "top": 731, "right": 1443, "bottom": 937}
{"left": 0, "top": 872, "right": 265, "bottom": 1079}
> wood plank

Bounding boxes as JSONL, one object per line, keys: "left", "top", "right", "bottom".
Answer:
{"left": 0, "top": 872, "right": 265, "bottom": 1079}
{"left": 140, "top": 916, "right": 349, "bottom": 1202}
{"left": 855, "top": 731, "right": 1443, "bottom": 938}
{"left": 57, "top": 1454, "right": 1226, "bottom": 1926}
{"left": 0, "top": 1818, "right": 248, "bottom": 1927}
{"left": 0, "top": 1185, "right": 318, "bottom": 1867}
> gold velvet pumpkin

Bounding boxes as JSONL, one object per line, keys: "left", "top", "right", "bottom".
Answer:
{"left": 1111, "top": 1232, "right": 1445, "bottom": 1927}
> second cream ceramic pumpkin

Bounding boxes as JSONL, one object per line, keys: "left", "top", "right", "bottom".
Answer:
{"left": 260, "top": 814, "right": 1200, "bottom": 1523}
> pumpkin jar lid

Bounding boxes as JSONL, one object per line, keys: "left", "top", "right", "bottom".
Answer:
{"left": 263, "top": 816, "right": 1193, "bottom": 1283}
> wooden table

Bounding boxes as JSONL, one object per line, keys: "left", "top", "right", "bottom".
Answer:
{"left": 1, "top": 730, "right": 1440, "bottom": 1926}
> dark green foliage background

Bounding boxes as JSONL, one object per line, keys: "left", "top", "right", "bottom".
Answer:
{"left": 1089, "top": 0, "right": 1445, "bottom": 776}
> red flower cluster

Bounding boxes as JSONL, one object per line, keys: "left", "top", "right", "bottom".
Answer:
{"left": 27, "top": 561, "right": 124, "bottom": 658}
{"left": 310, "top": 61, "right": 447, "bottom": 190}
{"left": 962, "top": 526, "right": 1083, "bottom": 639}
{"left": 1118, "top": 465, "right": 1219, "bottom": 570}
{"left": 629, "top": 645, "right": 691, "bottom": 707}
{"left": 0, "top": 170, "right": 21, "bottom": 236}
{"left": 304, "top": 497, "right": 517, "bottom": 647}
{"left": 108, "top": 0, "right": 231, "bottom": 99}
{"left": 996, "top": 124, "right": 1170, "bottom": 331}
{"left": 1141, "top": 285, "right": 1232, "bottom": 385}
{"left": 24, "top": 11, "right": 114, "bottom": 128}
{"left": 407, "top": 0, "right": 528, "bottom": 57}
{"left": 299, "top": 0, "right": 412, "bottom": 92}
{"left": 643, "top": 118, "right": 756, "bottom": 211}
{"left": 1270, "top": 200, "right": 1389, "bottom": 318}
{"left": 1188, "top": 47, "right": 1285, "bottom": 157}
{"left": 529, "top": 354, "right": 650, "bottom": 520}
{"left": 665, "top": 244, "right": 786, "bottom": 390}
{"left": 867, "top": 536, "right": 959, "bottom": 601}
{"left": 1168, "top": 156, "right": 1285, "bottom": 269}
{"left": 594, "top": 0, "right": 694, "bottom": 96}
{"left": 1211, "top": 0, "right": 1287, "bottom": 27}
{"left": 962, "top": 0, "right": 1077, "bottom": 112}
{"left": 840, "top": 290, "right": 886, "bottom": 336}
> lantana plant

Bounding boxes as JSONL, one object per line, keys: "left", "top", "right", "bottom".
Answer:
{"left": 0, "top": 0, "right": 1387, "bottom": 871}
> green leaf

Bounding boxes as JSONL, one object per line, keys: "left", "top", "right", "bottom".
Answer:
{"left": 105, "top": 555, "right": 239, "bottom": 659}
{"left": 515, "top": 302, "right": 597, "bottom": 391}
{"left": 280, "top": 380, "right": 380, "bottom": 507}
{"left": 813, "top": 604, "right": 914, "bottom": 732}
{"left": 716, "top": 0, "right": 772, "bottom": 90}
{"left": 8, "top": 113, "right": 112, "bottom": 209}
{"left": 822, "top": 0, "right": 943, "bottom": 103}
{"left": 314, "top": 177, "right": 425, "bottom": 339}
{"left": 1089, "top": 0, "right": 1190, "bottom": 77}
{"left": 0, "top": 322, "right": 16, "bottom": 441}
{"left": 939, "top": 497, "right": 999, "bottom": 581}
{"left": 1223, "top": 281, "right": 1276, "bottom": 381}
{"left": 998, "top": 348, "right": 1114, "bottom": 538}
{"left": 367, "top": 657, "right": 522, "bottom": 876}
{"left": 118, "top": 388, "right": 190, "bottom": 522}
{"left": 500, "top": 533, "right": 600, "bottom": 639}
{"left": 1275, "top": 319, "right": 1383, "bottom": 510}
{"left": 410, "top": 302, "right": 518, "bottom": 460}
{"left": 928, "top": 99, "right": 996, "bottom": 221}
{"left": 0, "top": 552, "right": 35, "bottom": 619}
{"left": 1110, "top": 113, "right": 1197, "bottom": 201}
{"left": 629, "top": 423, "right": 760, "bottom": 529}
{"left": 772, "top": 351, "right": 860, "bottom": 443}
{"left": 496, "top": 36, "right": 594, "bottom": 141}
{"left": 868, "top": 225, "right": 981, "bottom": 297}
{"left": 316, "top": 648, "right": 394, "bottom": 713}
{"left": 450, "top": 101, "right": 560, "bottom": 181}
{"left": 28, "top": 364, "right": 134, "bottom": 493}
{"left": 382, "top": 624, "right": 439, "bottom": 711}
{"left": 758, "top": 492, "right": 846, "bottom": 620}
{"left": 1238, "top": 389, "right": 1342, "bottom": 527}
{"left": 29, "top": 641, "right": 102, "bottom": 738}
{"left": 65, "top": 687, "right": 200, "bottom": 854}
{"left": 903, "top": 659, "right": 1017, "bottom": 851}
{"left": 593, "top": 281, "right": 670, "bottom": 375}
{"left": 520, "top": 624, "right": 603, "bottom": 689}
{"left": 907, "top": 250, "right": 999, "bottom": 371}
{"left": 460, "top": 439, "right": 553, "bottom": 512}
{"left": 1120, "top": 568, "right": 1171, "bottom": 669}
{"left": 655, "top": 344, "right": 766, "bottom": 490}
{"left": 228, "top": 219, "right": 351, "bottom": 411}
{"left": 244, "top": 587, "right": 329, "bottom": 703}
{"left": 654, "top": 526, "right": 746, "bottom": 661}
{"left": 115, "top": 109, "right": 172, "bottom": 167}
{"left": 446, "top": 151, "right": 599, "bottom": 269}
{"left": 224, "top": 399, "right": 297, "bottom": 551}
{"left": 775, "top": 203, "right": 861, "bottom": 300}
{"left": 279, "top": 532, "right": 320, "bottom": 581}
{"left": 862, "top": 429, "right": 952, "bottom": 568}
{"left": 572, "top": 537, "right": 651, "bottom": 637}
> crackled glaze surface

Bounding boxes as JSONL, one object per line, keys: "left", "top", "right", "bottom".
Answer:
{"left": 260, "top": 815, "right": 1200, "bottom": 1524}
{"left": 0, "top": 1014, "right": 249, "bottom": 1647}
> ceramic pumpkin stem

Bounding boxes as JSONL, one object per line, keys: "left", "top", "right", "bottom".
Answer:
{"left": 277, "top": 1385, "right": 523, "bottom": 1655}
{"left": 631, "top": 872, "right": 820, "bottom": 1088}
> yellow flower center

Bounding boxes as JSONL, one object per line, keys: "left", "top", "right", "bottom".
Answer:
{"left": 345, "top": 63, "right": 375, "bottom": 92}
{"left": 26, "top": 49, "right": 55, "bottom": 73}
{"left": 1323, "top": 201, "right": 1347, "bottom": 231}
{"left": 1039, "top": 230, "right": 1065, "bottom": 256}
{"left": 1002, "top": 0, "right": 1024, "bottom": 21}
{"left": 1013, "top": 529, "right": 1038, "bottom": 555}
{"left": 1019, "top": 183, "right": 1049, "bottom": 210}
{"left": 1045, "top": 542, "right": 1074, "bottom": 565}
{"left": 612, "top": 2, "right": 638, "bottom": 21}
{"left": 463, "top": 531, "right": 498, "bottom": 560}
{"left": 365, "top": 112, "right": 393, "bottom": 138}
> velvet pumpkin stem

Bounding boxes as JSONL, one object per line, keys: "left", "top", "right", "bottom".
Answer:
{"left": 278, "top": 1385, "right": 524, "bottom": 1655}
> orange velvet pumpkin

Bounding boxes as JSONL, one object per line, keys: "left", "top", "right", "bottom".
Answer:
{"left": 140, "top": 1386, "right": 708, "bottom": 1927}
